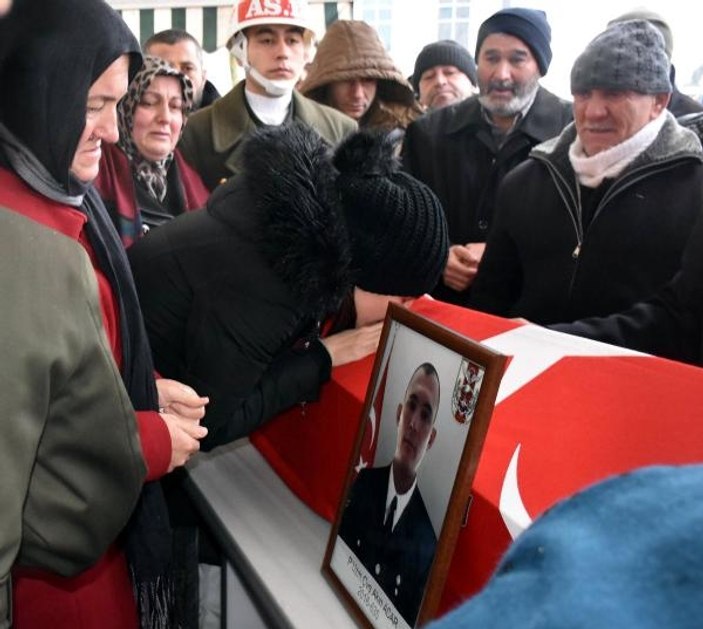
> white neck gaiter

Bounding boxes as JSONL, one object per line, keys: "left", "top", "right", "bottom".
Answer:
{"left": 245, "top": 88, "right": 292, "bottom": 126}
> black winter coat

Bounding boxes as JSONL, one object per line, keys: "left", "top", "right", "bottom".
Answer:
{"left": 470, "top": 114, "right": 703, "bottom": 325}
{"left": 403, "top": 87, "right": 572, "bottom": 303}
{"left": 551, "top": 206, "right": 703, "bottom": 365}
{"left": 670, "top": 88, "right": 703, "bottom": 118}
{"left": 668, "top": 66, "right": 703, "bottom": 118}
{"left": 129, "top": 126, "right": 350, "bottom": 450}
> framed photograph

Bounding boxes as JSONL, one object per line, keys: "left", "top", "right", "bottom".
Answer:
{"left": 322, "top": 303, "right": 507, "bottom": 628}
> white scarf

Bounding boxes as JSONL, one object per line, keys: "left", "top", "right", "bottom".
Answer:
{"left": 569, "top": 111, "right": 668, "bottom": 188}
{"left": 245, "top": 88, "right": 292, "bottom": 126}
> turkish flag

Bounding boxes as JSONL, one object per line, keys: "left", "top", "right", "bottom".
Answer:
{"left": 251, "top": 296, "right": 703, "bottom": 617}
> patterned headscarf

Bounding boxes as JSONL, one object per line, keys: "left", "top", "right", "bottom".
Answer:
{"left": 117, "top": 55, "right": 194, "bottom": 202}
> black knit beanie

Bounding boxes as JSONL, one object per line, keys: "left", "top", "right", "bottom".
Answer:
{"left": 333, "top": 130, "right": 449, "bottom": 297}
{"left": 475, "top": 7, "right": 552, "bottom": 76}
{"left": 412, "top": 40, "right": 477, "bottom": 92}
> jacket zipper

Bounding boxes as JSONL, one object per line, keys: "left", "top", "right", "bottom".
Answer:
{"left": 533, "top": 153, "right": 696, "bottom": 311}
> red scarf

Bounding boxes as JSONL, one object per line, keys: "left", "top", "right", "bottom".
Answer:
{"left": 94, "top": 143, "right": 209, "bottom": 247}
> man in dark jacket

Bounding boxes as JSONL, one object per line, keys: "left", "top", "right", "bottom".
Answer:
{"left": 470, "top": 20, "right": 703, "bottom": 326}
{"left": 339, "top": 363, "right": 440, "bottom": 627}
{"left": 178, "top": 0, "right": 355, "bottom": 190}
{"left": 551, "top": 204, "right": 703, "bottom": 366}
{"left": 403, "top": 8, "right": 572, "bottom": 305}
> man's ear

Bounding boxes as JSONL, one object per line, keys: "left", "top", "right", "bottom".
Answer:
{"left": 396, "top": 403, "right": 402, "bottom": 425}
{"left": 427, "top": 427, "right": 437, "bottom": 451}
{"left": 654, "top": 92, "right": 670, "bottom": 115}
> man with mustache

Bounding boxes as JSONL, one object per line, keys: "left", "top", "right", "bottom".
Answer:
{"left": 470, "top": 20, "right": 703, "bottom": 326}
{"left": 338, "top": 363, "right": 440, "bottom": 627}
{"left": 403, "top": 8, "right": 572, "bottom": 306}
{"left": 179, "top": 0, "right": 356, "bottom": 190}
{"left": 144, "top": 28, "right": 221, "bottom": 111}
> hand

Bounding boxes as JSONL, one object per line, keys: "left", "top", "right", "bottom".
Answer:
{"left": 320, "top": 322, "right": 383, "bottom": 367}
{"left": 442, "top": 242, "right": 486, "bottom": 292}
{"left": 510, "top": 317, "right": 530, "bottom": 325}
{"left": 156, "top": 378, "right": 208, "bottom": 421}
{"left": 161, "top": 411, "right": 208, "bottom": 472}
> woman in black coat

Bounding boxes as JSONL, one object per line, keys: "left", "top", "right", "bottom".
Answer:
{"left": 129, "top": 122, "right": 449, "bottom": 450}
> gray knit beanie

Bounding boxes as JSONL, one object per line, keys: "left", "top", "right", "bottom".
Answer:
{"left": 412, "top": 40, "right": 477, "bottom": 92}
{"left": 571, "top": 19, "right": 672, "bottom": 94}
{"left": 607, "top": 9, "right": 673, "bottom": 59}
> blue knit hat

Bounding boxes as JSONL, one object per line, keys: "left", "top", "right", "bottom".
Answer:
{"left": 428, "top": 464, "right": 703, "bottom": 629}
{"left": 476, "top": 7, "right": 552, "bottom": 76}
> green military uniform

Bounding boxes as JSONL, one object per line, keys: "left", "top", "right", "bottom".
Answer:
{"left": 179, "top": 80, "right": 357, "bottom": 190}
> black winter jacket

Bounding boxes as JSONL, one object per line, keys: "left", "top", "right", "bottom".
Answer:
{"left": 403, "top": 87, "right": 572, "bottom": 303}
{"left": 470, "top": 113, "right": 703, "bottom": 325}
{"left": 550, "top": 206, "right": 703, "bottom": 365}
{"left": 129, "top": 126, "right": 350, "bottom": 449}
{"left": 551, "top": 205, "right": 703, "bottom": 365}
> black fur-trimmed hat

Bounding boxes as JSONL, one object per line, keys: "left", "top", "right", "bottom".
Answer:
{"left": 333, "top": 130, "right": 449, "bottom": 297}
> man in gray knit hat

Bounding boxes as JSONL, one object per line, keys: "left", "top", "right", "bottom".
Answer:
{"left": 470, "top": 20, "right": 703, "bottom": 327}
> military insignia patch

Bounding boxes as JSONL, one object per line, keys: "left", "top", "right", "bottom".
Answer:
{"left": 451, "top": 359, "right": 484, "bottom": 425}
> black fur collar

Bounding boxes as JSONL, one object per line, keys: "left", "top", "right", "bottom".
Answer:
{"left": 242, "top": 122, "right": 352, "bottom": 319}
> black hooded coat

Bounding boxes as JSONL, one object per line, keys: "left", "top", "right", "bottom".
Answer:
{"left": 128, "top": 122, "right": 352, "bottom": 450}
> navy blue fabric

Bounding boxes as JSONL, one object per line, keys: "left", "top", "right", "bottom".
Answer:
{"left": 475, "top": 8, "right": 552, "bottom": 75}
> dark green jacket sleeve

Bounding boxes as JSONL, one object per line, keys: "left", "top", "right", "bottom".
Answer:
{"left": 1, "top": 209, "right": 146, "bottom": 580}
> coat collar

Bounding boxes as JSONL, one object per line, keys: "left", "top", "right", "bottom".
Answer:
{"left": 208, "top": 122, "right": 351, "bottom": 317}
{"left": 0, "top": 167, "right": 86, "bottom": 240}
{"left": 210, "top": 82, "right": 256, "bottom": 152}
{"left": 532, "top": 111, "right": 703, "bottom": 181}
{"left": 211, "top": 81, "right": 330, "bottom": 177}
{"left": 441, "top": 87, "right": 568, "bottom": 143}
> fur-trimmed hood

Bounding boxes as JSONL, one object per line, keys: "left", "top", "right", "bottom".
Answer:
{"left": 210, "top": 122, "right": 351, "bottom": 319}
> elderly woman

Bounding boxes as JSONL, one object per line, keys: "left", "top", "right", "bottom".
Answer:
{"left": 0, "top": 1, "right": 207, "bottom": 627}
{"left": 95, "top": 55, "right": 209, "bottom": 247}
{"left": 129, "top": 122, "right": 449, "bottom": 450}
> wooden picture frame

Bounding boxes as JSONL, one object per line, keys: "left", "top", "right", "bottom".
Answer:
{"left": 322, "top": 303, "right": 507, "bottom": 628}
